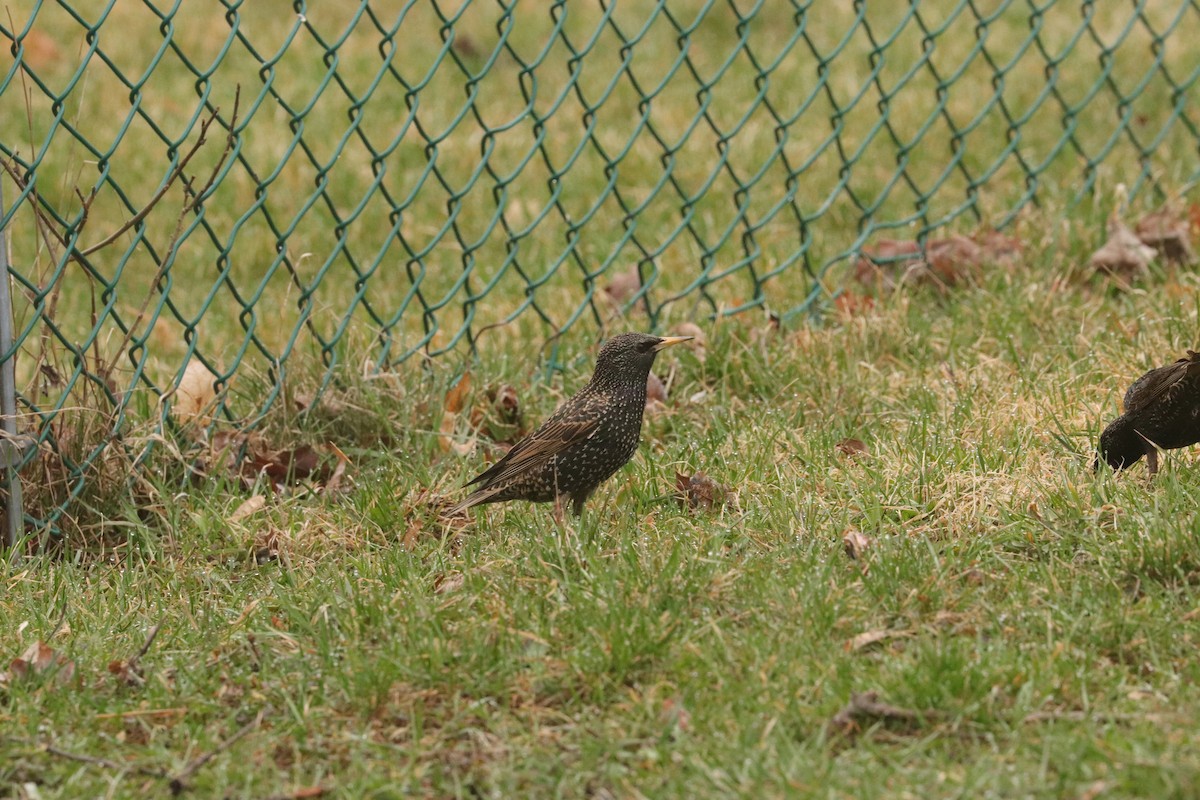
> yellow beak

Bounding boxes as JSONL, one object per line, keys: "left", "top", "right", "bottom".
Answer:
{"left": 652, "top": 335, "right": 694, "bottom": 352}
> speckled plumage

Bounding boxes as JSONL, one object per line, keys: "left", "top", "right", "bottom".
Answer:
{"left": 1097, "top": 350, "right": 1200, "bottom": 473}
{"left": 449, "top": 333, "right": 691, "bottom": 516}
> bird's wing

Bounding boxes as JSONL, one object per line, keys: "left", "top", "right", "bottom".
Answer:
{"left": 464, "top": 403, "right": 602, "bottom": 490}
{"left": 1123, "top": 350, "right": 1200, "bottom": 413}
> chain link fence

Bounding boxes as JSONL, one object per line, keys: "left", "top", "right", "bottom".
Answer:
{"left": 1, "top": 0, "right": 1199, "bottom": 536}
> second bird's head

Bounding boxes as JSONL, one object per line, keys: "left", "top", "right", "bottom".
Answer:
{"left": 593, "top": 333, "right": 693, "bottom": 381}
{"left": 1094, "top": 416, "right": 1144, "bottom": 471}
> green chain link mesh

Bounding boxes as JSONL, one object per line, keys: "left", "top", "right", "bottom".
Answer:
{"left": 1, "top": 1, "right": 1198, "bottom": 534}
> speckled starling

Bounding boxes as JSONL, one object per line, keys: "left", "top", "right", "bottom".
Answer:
{"left": 448, "top": 333, "right": 692, "bottom": 517}
{"left": 1097, "top": 350, "right": 1200, "bottom": 473}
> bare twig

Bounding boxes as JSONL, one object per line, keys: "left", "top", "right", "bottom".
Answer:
{"left": 42, "top": 744, "right": 167, "bottom": 779}
{"left": 102, "top": 87, "right": 242, "bottom": 381}
{"left": 168, "top": 708, "right": 266, "bottom": 795}
{"left": 77, "top": 106, "right": 226, "bottom": 257}
{"left": 131, "top": 621, "right": 163, "bottom": 665}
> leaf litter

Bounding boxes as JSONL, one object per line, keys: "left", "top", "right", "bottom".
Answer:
{"left": 855, "top": 230, "right": 1021, "bottom": 290}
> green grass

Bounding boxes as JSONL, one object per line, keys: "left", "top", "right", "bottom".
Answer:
{"left": 7, "top": 255, "right": 1200, "bottom": 796}
{"left": 5, "top": 1, "right": 1200, "bottom": 797}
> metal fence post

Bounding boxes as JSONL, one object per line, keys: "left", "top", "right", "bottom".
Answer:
{"left": 0, "top": 184, "right": 24, "bottom": 551}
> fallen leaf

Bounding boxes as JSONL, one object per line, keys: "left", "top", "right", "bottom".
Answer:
{"left": 973, "top": 230, "right": 1023, "bottom": 264}
{"left": 107, "top": 658, "right": 144, "bottom": 687}
{"left": 173, "top": 359, "right": 220, "bottom": 425}
{"left": 206, "top": 433, "right": 349, "bottom": 492}
{"left": 439, "top": 373, "right": 475, "bottom": 455}
{"left": 856, "top": 236, "right": 979, "bottom": 288}
{"left": 842, "top": 529, "right": 872, "bottom": 560}
{"left": 855, "top": 230, "right": 1021, "bottom": 291}
{"left": 1136, "top": 207, "right": 1196, "bottom": 265}
{"left": 1090, "top": 210, "right": 1156, "bottom": 277}
{"left": 833, "top": 292, "right": 876, "bottom": 317}
{"left": 836, "top": 438, "right": 869, "bottom": 457}
{"left": 452, "top": 34, "right": 480, "bottom": 59}
{"left": 9, "top": 641, "right": 75, "bottom": 685}
{"left": 603, "top": 266, "right": 643, "bottom": 307}
{"left": 321, "top": 444, "right": 351, "bottom": 495}
{"left": 672, "top": 322, "right": 706, "bottom": 349}
{"left": 469, "top": 384, "right": 524, "bottom": 444}
{"left": 1078, "top": 781, "right": 1112, "bottom": 800}
{"left": 444, "top": 373, "right": 472, "bottom": 414}
{"left": 660, "top": 697, "right": 691, "bottom": 733}
{"left": 675, "top": 470, "right": 727, "bottom": 511}
{"left": 847, "top": 628, "right": 910, "bottom": 652}
{"left": 433, "top": 572, "right": 465, "bottom": 594}
{"left": 228, "top": 495, "right": 266, "bottom": 524}
{"left": 22, "top": 29, "right": 62, "bottom": 71}
{"left": 645, "top": 372, "right": 667, "bottom": 407}
{"left": 250, "top": 444, "right": 331, "bottom": 487}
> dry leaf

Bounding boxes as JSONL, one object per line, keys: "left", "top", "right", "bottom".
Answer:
{"left": 322, "top": 446, "right": 350, "bottom": 495}
{"left": 228, "top": 495, "right": 267, "bottom": 523}
{"left": 1136, "top": 208, "right": 1196, "bottom": 265}
{"left": 107, "top": 658, "right": 144, "bottom": 687}
{"left": 836, "top": 438, "right": 869, "bottom": 457}
{"left": 660, "top": 697, "right": 691, "bottom": 732}
{"left": 8, "top": 640, "right": 75, "bottom": 685}
{"left": 433, "top": 572, "right": 465, "bottom": 594}
{"left": 854, "top": 230, "right": 1020, "bottom": 290}
{"left": 603, "top": 266, "right": 643, "bottom": 307}
{"left": 22, "top": 30, "right": 62, "bottom": 71}
{"left": 833, "top": 292, "right": 876, "bottom": 317}
{"left": 675, "top": 470, "right": 727, "bottom": 511}
{"left": 206, "top": 433, "right": 348, "bottom": 492}
{"left": 174, "top": 360, "right": 220, "bottom": 425}
{"left": 444, "top": 373, "right": 472, "bottom": 414}
{"left": 1090, "top": 210, "right": 1156, "bottom": 277}
{"left": 842, "top": 529, "right": 872, "bottom": 560}
{"left": 469, "top": 384, "right": 524, "bottom": 444}
{"left": 645, "top": 372, "right": 667, "bottom": 407}
{"left": 847, "top": 628, "right": 910, "bottom": 652}
{"left": 452, "top": 34, "right": 480, "bottom": 59}
{"left": 672, "top": 322, "right": 706, "bottom": 349}
{"left": 439, "top": 373, "right": 475, "bottom": 455}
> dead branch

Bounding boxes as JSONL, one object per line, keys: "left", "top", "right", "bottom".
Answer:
{"left": 168, "top": 708, "right": 265, "bottom": 795}
{"left": 78, "top": 105, "right": 227, "bottom": 257}
{"left": 106, "top": 88, "right": 242, "bottom": 366}
{"left": 130, "top": 621, "right": 163, "bottom": 665}
{"left": 42, "top": 744, "right": 167, "bottom": 779}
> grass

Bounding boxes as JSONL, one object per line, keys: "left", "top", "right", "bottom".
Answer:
{"left": 7, "top": 257, "right": 1200, "bottom": 797}
{"left": 4, "top": 1, "right": 1200, "bottom": 797}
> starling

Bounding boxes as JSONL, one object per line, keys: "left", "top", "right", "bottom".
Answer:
{"left": 448, "top": 333, "right": 692, "bottom": 517}
{"left": 1097, "top": 350, "right": 1200, "bottom": 473}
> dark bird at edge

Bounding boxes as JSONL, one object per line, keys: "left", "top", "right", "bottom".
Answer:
{"left": 447, "top": 332, "right": 693, "bottom": 517}
{"left": 1097, "top": 350, "right": 1200, "bottom": 474}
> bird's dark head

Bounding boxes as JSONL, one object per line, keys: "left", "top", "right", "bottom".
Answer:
{"left": 593, "top": 333, "right": 692, "bottom": 382}
{"left": 1096, "top": 415, "right": 1145, "bottom": 471}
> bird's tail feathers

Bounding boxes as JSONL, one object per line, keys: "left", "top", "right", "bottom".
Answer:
{"left": 444, "top": 485, "right": 505, "bottom": 518}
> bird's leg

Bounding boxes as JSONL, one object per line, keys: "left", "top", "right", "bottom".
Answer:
{"left": 1146, "top": 447, "right": 1160, "bottom": 475}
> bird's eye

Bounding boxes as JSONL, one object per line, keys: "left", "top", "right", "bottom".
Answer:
{"left": 640, "top": 340, "right": 657, "bottom": 352}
